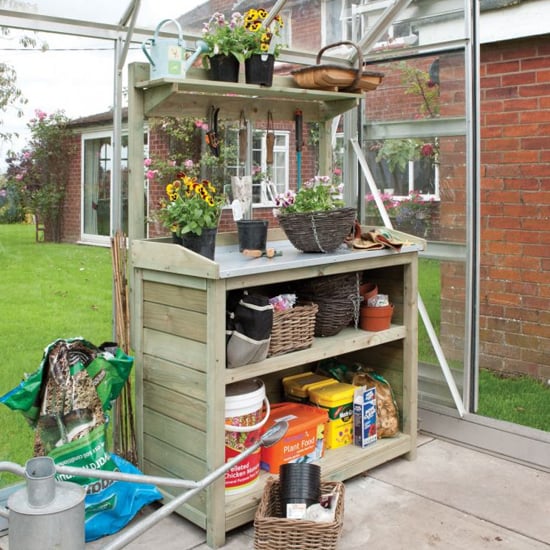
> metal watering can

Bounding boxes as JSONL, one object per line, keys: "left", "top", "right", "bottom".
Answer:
{"left": 0, "top": 457, "right": 86, "bottom": 550}
{"left": 141, "top": 18, "right": 208, "bottom": 79}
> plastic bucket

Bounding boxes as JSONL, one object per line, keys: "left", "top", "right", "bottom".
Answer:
{"left": 237, "top": 219, "right": 269, "bottom": 252}
{"left": 225, "top": 379, "right": 270, "bottom": 493}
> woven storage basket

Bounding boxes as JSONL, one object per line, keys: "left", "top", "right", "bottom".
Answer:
{"left": 291, "top": 41, "right": 384, "bottom": 93}
{"left": 268, "top": 302, "right": 319, "bottom": 357}
{"left": 297, "top": 272, "right": 361, "bottom": 337}
{"left": 254, "top": 478, "right": 345, "bottom": 550}
{"left": 278, "top": 207, "right": 356, "bottom": 253}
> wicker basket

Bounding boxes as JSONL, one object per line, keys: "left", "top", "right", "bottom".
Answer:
{"left": 278, "top": 207, "right": 356, "bottom": 253}
{"left": 297, "top": 272, "right": 361, "bottom": 337}
{"left": 268, "top": 302, "right": 319, "bottom": 357}
{"left": 254, "top": 478, "right": 345, "bottom": 550}
{"left": 291, "top": 41, "right": 384, "bottom": 93}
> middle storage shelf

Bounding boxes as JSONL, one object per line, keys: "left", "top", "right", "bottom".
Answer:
{"left": 224, "top": 325, "right": 407, "bottom": 384}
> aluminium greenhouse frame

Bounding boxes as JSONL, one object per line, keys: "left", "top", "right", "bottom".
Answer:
{"left": 2, "top": 0, "right": 548, "bottom": 471}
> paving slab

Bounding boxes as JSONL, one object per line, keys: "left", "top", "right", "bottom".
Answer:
{"left": 1, "top": 436, "right": 549, "bottom": 549}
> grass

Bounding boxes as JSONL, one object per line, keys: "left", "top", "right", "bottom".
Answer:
{"left": 478, "top": 369, "right": 550, "bottom": 432}
{"left": 418, "top": 258, "right": 440, "bottom": 363}
{"left": 0, "top": 223, "right": 113, "bottom": 489}
{"left": 418, "top": 257, "right": 550, "bottom": 431}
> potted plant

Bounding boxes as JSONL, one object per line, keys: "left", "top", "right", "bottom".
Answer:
{"left": 201, "top": 11, "right": 248, "bottom": 82}
{"left": 242, "top": 7, "right": 284, "bottom": 86}
{"left": 155, "top": 172, "right": 225, "bottom": 259}
{"left": 273, "top": 175, "right": 356, "bottom": 253}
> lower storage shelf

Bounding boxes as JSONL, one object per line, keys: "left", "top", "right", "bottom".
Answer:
{"left": 224, "top": 432, "right": 414, "bottom": 531}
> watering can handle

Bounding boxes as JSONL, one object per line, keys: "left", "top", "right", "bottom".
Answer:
{"left": 154, "top": 18, "right": 184, "bottom": 45}
{"left": 224, "top": 398, "right": 271, "bottom": 433}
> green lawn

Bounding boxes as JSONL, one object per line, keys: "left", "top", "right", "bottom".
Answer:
{"left": 0, "top": 223, "right": 113, "bottom": 488}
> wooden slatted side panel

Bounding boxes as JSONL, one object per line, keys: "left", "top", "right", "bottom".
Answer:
{"left": 345, "top": 262, "right": 413, "bottom": 440}
{"left": 141, "top": 279, "right": 210, "bottom": 517}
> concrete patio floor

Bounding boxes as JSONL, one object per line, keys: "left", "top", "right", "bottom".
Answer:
{"left": 2, "top": 434, "right": 549, "bottom": 549}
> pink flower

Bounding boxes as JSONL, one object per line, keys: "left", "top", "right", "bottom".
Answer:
{"left": 184, "top": 159, "right": 194, "bottom": 169}
{"left": 34, "top": 109, "right": 47, "bottom": 121}
{"left": 144, "top": 158, "right": 152, "bottom": 167}
{"left": 146, "top": 169, "right": 158, "bottom": 181}
{"left": 333, "top": 167, "right": 342, "bottom": 176}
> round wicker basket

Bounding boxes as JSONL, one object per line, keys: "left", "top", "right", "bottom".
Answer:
{"left": 278, "top": 207, "right": 356, "bottom": 253}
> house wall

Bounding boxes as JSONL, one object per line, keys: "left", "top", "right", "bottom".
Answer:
{"left": 61, "top": 134, "right": 82, "bottom": 243}
{"left": 362, "top": 36, "right": 550, "bottom": 381}
{"left": 478, "top": 35, "right": 550, "bottom": 380}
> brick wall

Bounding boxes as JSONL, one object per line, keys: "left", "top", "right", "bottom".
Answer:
{"left": 61, "top": 135, "right": 81, "bottom": 243}
{"left": 479, "top": 36, "right": 550, "bottom": 380}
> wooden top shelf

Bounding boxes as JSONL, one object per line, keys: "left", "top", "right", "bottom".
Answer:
{"left": 132, "top": 63, "right": 361, "bottom": 121}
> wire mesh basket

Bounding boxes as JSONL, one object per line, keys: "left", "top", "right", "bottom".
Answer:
{"left": 278, "top": 207, "right": 356, "bottom": 253}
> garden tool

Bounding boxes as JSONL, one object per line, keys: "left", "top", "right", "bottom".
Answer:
{"left": 239, "top": 111, "right": 248, "bottom": 163}
{"left": 295, "top": 108, "right": 303, "bottom": 189}
{"left": 231, "top": 175, "right": 253, "bottom": 219}
{"left": 242, "top": 248, "right": 282, "bottom": 259}
{"left": 266, "top": 111, "right": 275, "bottom": 165}
{"left": 206, "top": 105, "right": 220, "bottom": 156}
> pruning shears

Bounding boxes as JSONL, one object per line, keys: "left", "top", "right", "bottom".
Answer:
{"left": 206, "top": 105, "right": 220, "bottom": 156}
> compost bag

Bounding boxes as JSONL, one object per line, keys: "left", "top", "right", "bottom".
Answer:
{"left": 0, "top": 337, "right": 162, "bottom": 542}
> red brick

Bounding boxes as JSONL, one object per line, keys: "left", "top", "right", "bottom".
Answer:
{"left": 486, "top": 60, "right": 520, "bottom": 75}
{"left": 502, "top": 72, "right": 537, "bottom": 86}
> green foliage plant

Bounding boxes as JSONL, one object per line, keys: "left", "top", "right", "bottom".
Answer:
{"left": 5, "top": 109, "right": 76, "bottom": 242}
{"left": 274, "top": 175, "right": 344, "bottom": 215}
{"left": 201, "top": 11, "right": 249, "bottom": 64}
{"left": 155, "top": 174, "right": 224, "bottom": 237}
{"left": 201, "top": 8, "right": 285, "bottom": 66}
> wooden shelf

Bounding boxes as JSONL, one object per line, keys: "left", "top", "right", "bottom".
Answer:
{"left": 133, "top": 64, "right": 361, "bottom": 121}
{"left": 225, "top": 433, "right": 413, "bottom": 530}
{"left": 224, "top": 324, "right": 406, "bottom": 384}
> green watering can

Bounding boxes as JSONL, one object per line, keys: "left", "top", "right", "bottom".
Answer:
{"left": 142, "top": 18, "right": 208, "bottom": 79}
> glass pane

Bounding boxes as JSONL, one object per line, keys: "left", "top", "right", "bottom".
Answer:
{"left": 83, "top": 136, "right": 111, "bottom": 236}
{"left": 364, "top": 49, "right": 468, "bottom": 410}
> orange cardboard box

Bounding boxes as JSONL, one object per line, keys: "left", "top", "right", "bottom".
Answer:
{"left": 260, "top": 402, "right": 328, "bottom": 474}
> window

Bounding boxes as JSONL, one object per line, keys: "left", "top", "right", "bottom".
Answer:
{"left": 252, "top": 130, "right": 289, "bottom": 204}
{"left": 82, "top": 132, "right": 129, "bottom": 241}
{"left": 366, "top": 137, "right": 440, "bottom": 198}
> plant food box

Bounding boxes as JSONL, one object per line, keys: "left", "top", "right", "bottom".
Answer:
{"left": 308, "top": 382, "right": 355, "bottom": 449}
{"left": 260, "top": 402, "right": 328, "bottom": 474}
{"left": 353, "top": 385, "right": 377, "bottom": 448}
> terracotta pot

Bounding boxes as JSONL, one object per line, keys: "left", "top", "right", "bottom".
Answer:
{"left": 359, "top": 282, "right": 378, "bottom": 304}
{"left": 359, "top": 304, "right": 394, "bottom": 332}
